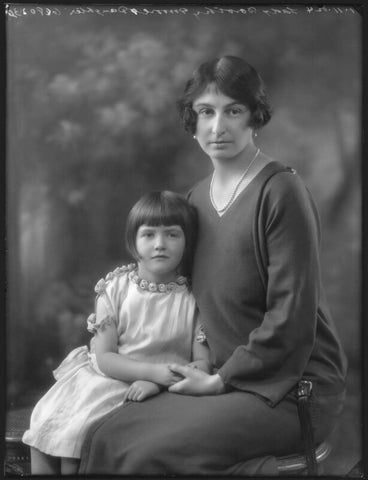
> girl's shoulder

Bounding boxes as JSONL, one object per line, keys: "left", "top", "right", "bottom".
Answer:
{"left": 93, "top": 263, "right": 136, "bottom": 296}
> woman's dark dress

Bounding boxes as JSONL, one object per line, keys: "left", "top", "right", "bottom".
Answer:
{"left": 79, "top": 161, "right": 347, "bottom": 475}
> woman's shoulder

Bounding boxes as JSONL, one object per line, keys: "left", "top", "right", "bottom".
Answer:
{"left": 187, "top": 175, "right": 211, "bottom": 203}
{"left": 258, "top": 161, "right": 318, "bottom": 222}
{"left": 259, "top": 154, "right": 297, "bottom": 176}
{"left": 260, "top": 159, "right": 306, "bottom": 195}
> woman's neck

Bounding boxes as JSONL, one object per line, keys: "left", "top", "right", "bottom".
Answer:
{"left": 212, "top": 143, "right": 258, "bottom": 183}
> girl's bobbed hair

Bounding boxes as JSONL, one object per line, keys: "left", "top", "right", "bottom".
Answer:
{"left": 177, "top": 55, "right": 272, "bottom": 135}
{"left": 125, "top": 191, "right": 198, "bottom": 277}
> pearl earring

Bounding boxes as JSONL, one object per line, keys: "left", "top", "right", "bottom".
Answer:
{"left": 254, "top": 131, "right": 258, "bottom": 138}
{"left": 193, "top": 135, "right": 196, "bottom": 139}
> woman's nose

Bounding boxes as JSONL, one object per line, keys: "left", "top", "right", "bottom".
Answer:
{"left": 211, "top": 113, "right": 226, "bottom": 136}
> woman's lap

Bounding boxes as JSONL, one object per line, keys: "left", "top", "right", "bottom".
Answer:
{"left": 79, "top": 390, "right": 303, "bottom": 475}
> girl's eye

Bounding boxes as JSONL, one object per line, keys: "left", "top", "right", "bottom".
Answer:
{"left": 164, "top": 231, "right": 177, "bottom": 238}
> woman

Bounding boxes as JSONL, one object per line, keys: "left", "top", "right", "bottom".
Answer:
{"left": 79, "top": 56, "right": 347, "bottom": 476}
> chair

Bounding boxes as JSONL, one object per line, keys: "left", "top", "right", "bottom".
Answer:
{"left": 277, "top": 441, "right": 331, "bottom": 475}
{"left": 4, "top": 407, "right": 32, "bottom": 476}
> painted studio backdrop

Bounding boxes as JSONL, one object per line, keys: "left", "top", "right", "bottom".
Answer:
{"left": 6, "top": 3, "right": 361, "bottom": 472}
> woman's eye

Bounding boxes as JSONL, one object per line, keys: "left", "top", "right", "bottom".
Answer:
{"left": 228, "top": 108, "right": 243, "bottom": 116}
{"left": 198, "top": 108, "right": 213, "bottom": 117}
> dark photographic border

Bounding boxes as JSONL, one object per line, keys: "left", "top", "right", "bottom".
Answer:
{"left": 2, "top": 0, "right": 366, "bottom": 478}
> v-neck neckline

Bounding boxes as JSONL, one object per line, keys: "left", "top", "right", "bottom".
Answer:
{"left": 209, "top": 160, "right": 281, "bottom": 219}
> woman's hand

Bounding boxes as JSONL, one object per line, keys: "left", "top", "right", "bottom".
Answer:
{"left": 168, "top": 364, "right": 226, "bottom": 396}
{"left": 123, "top": 381, "right": 161, "bottom": 403}
{"left": 151, "top": 364, "right": 184, "bottom": 386}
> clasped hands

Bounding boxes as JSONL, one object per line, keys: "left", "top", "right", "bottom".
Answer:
{"left": 168, "top": 361, "right": 226, "bottom": 396}
{"left": 123, "top": 361, "right": 225, "bottom": 403}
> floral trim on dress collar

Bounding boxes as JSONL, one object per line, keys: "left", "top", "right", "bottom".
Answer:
{"left": 93, "top": 263, "right": 188, "bottom": 295}
{"left": 129, "top": 267, "right": 188, "bottom": 293}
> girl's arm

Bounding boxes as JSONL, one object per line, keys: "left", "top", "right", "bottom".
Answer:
{"left": 170, "top": 325, "right": 222, "bottom": 395}
{"left": 93, "top": 322, "right": 179, "bottom": 386}
{"left": 187, "top": 338, "right": 212, "bottom": 374}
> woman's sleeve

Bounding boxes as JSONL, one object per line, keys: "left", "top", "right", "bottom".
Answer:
{"left": 218, "top": 171, "right": 321, "bottom": 405}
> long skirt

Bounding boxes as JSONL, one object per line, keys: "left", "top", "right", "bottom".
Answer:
{"left": 79, "top": 387, "right": 344, "bottom": 476}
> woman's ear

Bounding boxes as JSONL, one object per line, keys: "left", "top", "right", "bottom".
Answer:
{"left": 251, "top": 110, "right": 264, "bottom": 129}
{"left": 182, "top": 107, "right": 197, "bottom": 135}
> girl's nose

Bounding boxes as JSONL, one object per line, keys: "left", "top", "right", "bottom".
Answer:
{"left": 154, "top": 235, "right": 166, "bottom": 250}
{"left": 212, "top": 113, "right": 226, "bottom": 136}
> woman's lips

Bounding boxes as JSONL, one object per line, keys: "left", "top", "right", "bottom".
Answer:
{"left": 210, "top": 141, "right": 232, "bottom": 148}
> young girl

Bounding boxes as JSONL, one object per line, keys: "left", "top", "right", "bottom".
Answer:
{"left": 22, "top": 190, "right": 210, "bottom": 475}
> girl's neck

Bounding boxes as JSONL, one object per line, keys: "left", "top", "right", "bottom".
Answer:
{"left": 137, "top": 264, "right": 177, "bottom": 284}
{"left": 212, "top": 142, "right": 258, "bottom": 183}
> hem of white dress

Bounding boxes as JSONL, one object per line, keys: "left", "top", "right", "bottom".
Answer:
{"left": 23, "top": 431, "right": 82, "bottom": 459}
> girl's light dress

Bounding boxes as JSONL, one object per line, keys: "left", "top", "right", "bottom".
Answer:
{"left": 22, "top": 264, "right": 198, "bottom": 459}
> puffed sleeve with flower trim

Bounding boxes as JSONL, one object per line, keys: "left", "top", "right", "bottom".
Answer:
{"left": 86, "top": 264, "right": 135, "bottom": 335}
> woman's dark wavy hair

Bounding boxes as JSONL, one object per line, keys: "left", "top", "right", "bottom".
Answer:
{"left": 125, "top": 191, "right": 198, "bottom": 277}
{"left": 177, "top": 56, "right": 272, "bottom": 135}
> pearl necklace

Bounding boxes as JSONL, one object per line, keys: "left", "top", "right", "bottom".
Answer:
{"left": 210, "top": 148, "right": 260, "bottom": 214}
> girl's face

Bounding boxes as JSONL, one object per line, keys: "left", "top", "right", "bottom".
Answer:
{"left": 192, "top": 83, "right": 253, "bottom": 162}
{"left": 135, "top": 224, "right": 186, "bottom": 283}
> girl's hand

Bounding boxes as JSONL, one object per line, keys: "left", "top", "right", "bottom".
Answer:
{"left": 123, "top": 381, "right": 161, "bottom": 403}
{"left": 186, "top": 360, "right": 213, "bottom": 374}
{"left": 151, "top": 364, "right": 184, "bottom": 386}
{"left": 168, "top": 364, "right": 226, "bottom": 396}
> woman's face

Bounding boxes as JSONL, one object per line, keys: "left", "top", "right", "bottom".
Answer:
{"left": 192, "top": 83, "right": 254, "bottom": 161}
